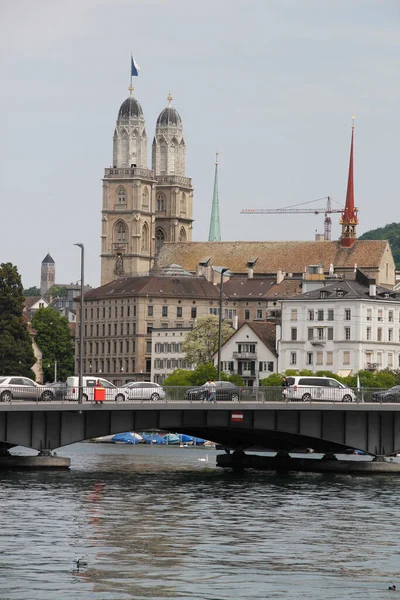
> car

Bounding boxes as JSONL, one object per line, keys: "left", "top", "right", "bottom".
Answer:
{"left": 65, "top": 376, "right": 129, "bottom": 402}
{"left": 184, "top": 381, "right": 241, "bottom": 402}
{"left": 121, "top": 381, "right": 166, "bottom": 401}
{"left": 46, "top": 381, "right": 66, "bottom": 400}
{"left": 283, "top": 376, "right": 356, "bottom": 402}
{"left": 0, "top": 376, "right": 55, "bottom": 402}
{"left": 371, "top": 385, "right": 400, "bottom": 403}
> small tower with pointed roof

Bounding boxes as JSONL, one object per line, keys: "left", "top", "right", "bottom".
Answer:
{"left": 152, "top": 93, "right": 193, "bottom": 254}
{"left": 40, "top": 253, "right": 55, "bottom": 295}
{"left": 208, "top": 153, "right": 221, "bottom": 242}
{"left": 340, "top": 118, "right": 358, "bottom": 248}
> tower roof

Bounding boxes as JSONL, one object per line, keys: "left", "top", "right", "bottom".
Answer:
{"left": 340, "top": 119, "right": 358, "bottom": 248}
{"left": 117, "top": 96, "right": 143, "bottom": 120}
{"left": 42, "top": 253, "right": 55, "bottom": 264}
{"left": 208, "top": 154, "right": 221, "bottom": 242}
{"left": 156, "top": 94, "right": 182, "bottom": 126}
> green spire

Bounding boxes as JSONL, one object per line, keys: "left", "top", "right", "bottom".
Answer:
{"left": 208, "top": 153, "right": 221, "bottom": 242}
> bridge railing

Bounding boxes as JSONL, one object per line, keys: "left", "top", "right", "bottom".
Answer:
{"left": 0, "top": 385, "right": 397, "bottom": 404}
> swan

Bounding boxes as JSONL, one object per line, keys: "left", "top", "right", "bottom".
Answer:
{"left": 198, "top": 454, "right": 208, "bottom": 462}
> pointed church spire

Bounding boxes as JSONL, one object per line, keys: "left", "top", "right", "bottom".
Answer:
{"left": 340, "top": 117, "right": 358, "bottom": 248}
{"left": 208, "top": 153, "right": 221, "bottom": 242}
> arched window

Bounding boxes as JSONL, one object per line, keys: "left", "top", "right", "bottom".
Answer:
{"left": 179, "top": 227, "right": 187, "bottom": 242}
{"left": 115, "top": 221, "right": 127, "bottom": 243}
{"left": 141, "top": 222, "right": 149, "bottom": 252}
{"left": 117, "top": 188, "right": 126, "bottom": 204}
{"left": 156, "top": 228, "right": 165, "bottom": 254}
{"left": 157, "top": 194, "right": 165, "bottom": 212}
{"left": 180, "top": 192, "right": 186, "bottom": 215}
{"left": 142, "top": 187, "right": 149, "bottom": 209}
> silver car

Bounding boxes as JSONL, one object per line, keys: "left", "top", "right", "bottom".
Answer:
{"left": 0, "top": 376, "right": 55, "bottom": 402}
{"left": 121, "top": 382, "right": 166, "bottom": 401}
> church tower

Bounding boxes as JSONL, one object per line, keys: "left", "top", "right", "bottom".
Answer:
{"left": 101, "top": 90, "right": 156, "bottom": 285}
{"left": 40, "top": 253, "right": 55, "bottom": 295}
{"left": 152, "top": 94, "right": 193, "bottom": 254}
{"left": 208, "top": 153, "right": 221, "bottom": 241}
{"left": 340, "top": 119, "right": 358, "bottom": 248}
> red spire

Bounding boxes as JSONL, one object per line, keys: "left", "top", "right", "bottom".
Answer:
{"left": 340, "top": 118, "right": 358, "bottom": 248}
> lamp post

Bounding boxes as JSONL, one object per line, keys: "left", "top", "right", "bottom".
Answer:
{"left": 74, "top": 243, "right": 84, "bottom": 403}
{"left": 217, "top": 267, "right": 230, "bottom": 381}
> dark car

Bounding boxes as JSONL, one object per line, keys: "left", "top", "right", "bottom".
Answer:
{"left": 371, "top": 385, "right": 400, "bottom": 403}
{"left": 47, "top": 382, "right": 66, "bottom": 400}
{"left": 184, "top": 381, "right": 241, "bottom": 402}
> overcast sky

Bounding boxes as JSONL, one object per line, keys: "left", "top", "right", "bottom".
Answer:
{"left": 1, "top": 0, "right": 399, "bottom": 289}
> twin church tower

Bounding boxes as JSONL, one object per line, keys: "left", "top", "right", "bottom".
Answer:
{"left": 101, "top": 89, "right": 194, "bottom": 285}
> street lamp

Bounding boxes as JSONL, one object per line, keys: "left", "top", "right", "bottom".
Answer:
{"left": 74, "top": 243, "right": 84, "bottom": 403}
{"left": 216, "top": 267, "right": 230, "bottom": 381}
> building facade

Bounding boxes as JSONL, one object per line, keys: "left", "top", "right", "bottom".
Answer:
{"left": 212, "top": 322, "right": 277, "bottom": 386}
{"left": 151, "top": 327, "right": 192, "bottom": 383}
{"left": 279, "top": 269, "right": 400, "bottom": 374}
{"left": 101, "top": 93, "right": 193, "bottom": 285}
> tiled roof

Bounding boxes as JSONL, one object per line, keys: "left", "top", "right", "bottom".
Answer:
{"left": 287, "top": 279, "right": 400, "bottom": 302}
{"left": 155, "top": 240, "right": 389, "bottom": 274}
{"left": 24, "top": 296, "right": 45, "bottom": 310}
{"left": 83, "top": 275, "right": 221, "bottom": 300}
{"left": 223, "top": 277, "right": 302, "bottom": 299}
{"left": 221, "top": 321, "right": 277, "bottom": 356}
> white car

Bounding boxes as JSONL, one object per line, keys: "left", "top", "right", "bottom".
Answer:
{"left": 121, "top": 381, "right": 166, "bottom": 401}
{"left": 0, "top": 376, "right": 55, "bottom": 402}
{"left": 283, "top": 376, "right": 356, "bottom": 402}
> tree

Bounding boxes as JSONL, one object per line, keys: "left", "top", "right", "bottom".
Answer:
{"left": 163, "top": 369, "right": 194, "bottom": 386}
{"left": 23, "top": 286, "right": 41, "bottom": 297}
{"left": 182, "top": 315, "right": 233, "bottom": 366}
{"left": 31, "top": 307, "right": 74, "bottom": 382}
{"left": 47, "top": 285, "right": 67, "bottom": 299}
{"left": 260, "top": 373, "right": 285, "bottom": 387}
{"left": 359, "top": 222, "right": 400, "bottom": 269}
{"left": 0, "top": 263, "right": 36, "bottom": 377}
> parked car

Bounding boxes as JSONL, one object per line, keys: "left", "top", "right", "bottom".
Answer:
{"left": 65, "top": 376, "right": 129, "bottom": 402}
{"left": 121, "top": 381, "right": 166, "bottom": 401}
{"left": 283, "top": 376, "right": 356, "bottom": 402}
{"left": 184, "top": 381, "right": 241, "bottom": 402}
{"left": 46, "top": 381, "right": 66, "bottom": 400}
{"left": 0, "top": 376, "right": 55, "bottom": 402}
{"left": 371, "top": 385, "right": 400, "bottom": 403}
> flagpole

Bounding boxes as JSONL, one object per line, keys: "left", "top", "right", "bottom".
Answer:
{"left": 129, "top": 53, "right": 133, "bottom": 96}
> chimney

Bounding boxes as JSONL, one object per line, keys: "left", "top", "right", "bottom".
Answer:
{"left": 248, "top": 266, "right": 253, "bottom": 279}
{"left": 369, "top": 279, "right": 376, "bottom": 297}
{"left": 247, "top": 258, "right": 257, "bottom": 279}
{"left": 276, "top": 268, "right": 284, "bottom": 284}
{"left": 233, "top": 315, "right": 238, "bottom": 330}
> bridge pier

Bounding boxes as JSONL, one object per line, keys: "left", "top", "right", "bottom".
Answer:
{"left": 0, "top": 449, "right": 70, "bottom": 470}
{"left": 216, "top": 452, "right": 400, "bottom": 474}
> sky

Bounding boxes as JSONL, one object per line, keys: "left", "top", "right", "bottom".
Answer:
{"left": 1, "top": 0, "right": 399, "bottom": 289}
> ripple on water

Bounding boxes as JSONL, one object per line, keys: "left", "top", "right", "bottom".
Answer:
{"left": 1, "top": 444, "right": 400, "bottom": 599}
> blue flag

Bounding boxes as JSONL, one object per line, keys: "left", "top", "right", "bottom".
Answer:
{"left": 131, "top": 56, "right": 140, "bottom": 77}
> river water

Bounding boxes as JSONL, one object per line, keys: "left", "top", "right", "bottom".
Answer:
{"left": 1, "top": 443, "right": 400, "bottom": 599}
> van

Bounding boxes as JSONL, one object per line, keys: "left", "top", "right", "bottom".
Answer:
{"left": 66, "top": 376, "right": 129, "bottom": 402}
{"left": 283, "top": 376, "right": 356, "bottom": 402}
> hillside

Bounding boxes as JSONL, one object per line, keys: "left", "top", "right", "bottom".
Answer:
{"left": 359, "top": 222, "right": 400, "bottom": 269}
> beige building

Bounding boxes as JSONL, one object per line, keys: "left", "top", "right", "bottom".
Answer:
{"left": 101, "top": 93, "right": 193, "bottom": 285}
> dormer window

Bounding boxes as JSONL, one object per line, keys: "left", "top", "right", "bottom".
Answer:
{"left": 320, "top": 291, "right": 328, "bottom": 299}
{"left": 337, "top": 290, "right": 344, "bottom": 298}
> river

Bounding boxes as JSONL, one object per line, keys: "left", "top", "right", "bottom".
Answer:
{"left": 1, "top": 443, "right": 400, "bottom": 599}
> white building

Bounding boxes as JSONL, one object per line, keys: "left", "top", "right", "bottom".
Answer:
{"left": 151, "top": 327, "right": 192, "bottom": 383}
{"left": 213, "top": 322, "right": 277, "bottom": 386}
{"left": 279, "top": 269, "right": 400, "bottom": 375}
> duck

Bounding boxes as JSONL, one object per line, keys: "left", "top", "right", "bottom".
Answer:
{"left": 389, "top": 585, "right": 397, "bottom": 591}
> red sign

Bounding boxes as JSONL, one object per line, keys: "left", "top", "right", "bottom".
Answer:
{"left": 231, "top": 411, "right": 244, "bottom": 422}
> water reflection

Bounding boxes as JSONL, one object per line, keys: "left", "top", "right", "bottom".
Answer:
{"left": 1, "top": 444, "right": 400, "bottom": 599}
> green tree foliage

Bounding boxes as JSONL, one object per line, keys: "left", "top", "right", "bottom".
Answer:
{"left": 182, "top": 315, "right": 234, "bottom": 366}
{"left": 47, "top": 285, "right": 67, "bottom": 298}
{"left": 260, "top": 373, "right": 284, "bottom": 386}
{"left": 359, "top": 222, "right": 400, "bottom": 269}
{"left": 0, "top": 263, "right": 36, "bottom": 377}
{"left": 23, "top": 286, "right": 41, "bottom": 297}
{"left": 163, "top": 369, "right": 194, "bottom": 386}
{"left": 31, "top": 307, "right": 74, "bottom": 382}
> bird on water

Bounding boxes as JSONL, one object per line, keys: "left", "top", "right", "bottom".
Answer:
{"left": 198, "top": 455, "right": 208, "bottom": 462}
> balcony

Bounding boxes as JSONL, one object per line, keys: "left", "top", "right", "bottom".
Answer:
{"left": 156, "top": 174, "right": 192, "bottom": 187}
{"left": 233, "top": 352, "right": 257, "bottom": 360}
{"left": 365, "top": 362, "right": 379, "bottom": 371}
{"left": 236, "top": 370, "right": 256, "bottom": 377}
{"left": 105, "top": 167, "right": 155, "bottom": 180}
{"left": 309, "top": 337, "right": 326, "bottom": 346}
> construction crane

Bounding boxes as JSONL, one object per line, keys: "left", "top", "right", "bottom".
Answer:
{"left": 241, "top": 196, "right": 343, "bottom": 241}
